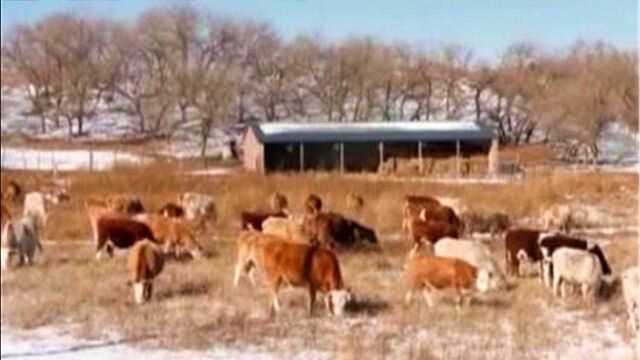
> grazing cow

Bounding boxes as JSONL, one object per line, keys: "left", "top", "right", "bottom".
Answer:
{"left": 262, "top": 216, "right": 310, "bottom": 244}
{"left": 504, "top": 229, "right": 544, "bottom": 277}
{"left": 404, "top": 252, "right": 494, "bottom": 310}
{"left": 127, "top": 239, "right": 165, "bottom": 304}
{"left": 133, "top": 214, "right": 203, "bottom": 258}
{"left": 551, "top": 247, "right": 602, "bottom": 302}
{"left": 434, "top": 238, "right": 507, "bottom": 290}
{"left": 539, "top": 234, "right": 612, "bottom": 287}
{"left": 303, "top": 212, "right": 378, "bottom": 249}
{"left": 95, "top": 215, "right": 155, "bottom": 260}
{"left": 622, "top": 267, "right": 639, "bottom": 332}
{"left": 461, "top": 211, "right": 511, "bottom": 239}
{"left": 85, "top": 194, "right": 145, "bottom": 216}
{"left": 345, "top": 192, "right": 364, "bottom": 214}
{"left": 178, "top": 192, "right": 217, "bottom": 232}
{"left": 233, "top": 233, "right": 351, "bottom": 316}
{"left": 157, "top": 203, "right": 185, "bottom": 218}
{"left": 541, "top": 204, "right": 573, "bottom": 233}
{"left": 304, "top": 194, "right": 323, "bottom": 215}
{"left": 241, "top": 210, "right": 287, "bottom": 231}
{"left": 407, "top": 218, "right": 459, "bottom": 245}
{"left": 270, "top": 192, "right": 289, "bottom": 213}
{"left": 1, "top": 213, "right": 43, "bottom": 270}
{"left": 1, "top": 180, "right": 22, "bottom": 204}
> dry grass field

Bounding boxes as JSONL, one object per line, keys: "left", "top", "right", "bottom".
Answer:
{"left": 1, "top": 164, "right": 638, "bottom": 359}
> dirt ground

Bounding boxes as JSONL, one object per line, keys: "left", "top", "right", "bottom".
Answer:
{"left": 1, "top": 166, "right": 638, "bottom": 359}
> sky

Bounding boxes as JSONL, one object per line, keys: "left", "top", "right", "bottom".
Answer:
{"left": 1, "top": 0, "right": 637, "bottom": 60}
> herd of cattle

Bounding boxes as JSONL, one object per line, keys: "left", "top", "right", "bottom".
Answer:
{"left": 0, "top": 179, "right": 638, "bottom": 331}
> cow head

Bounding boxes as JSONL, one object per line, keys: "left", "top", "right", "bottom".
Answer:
{"left": 328, "top": 289, "right": 352, "bottom": 317}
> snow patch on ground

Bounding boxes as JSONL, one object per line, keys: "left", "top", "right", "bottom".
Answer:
{"left": 0, "top": 147, "right": 148, "bottom": 171}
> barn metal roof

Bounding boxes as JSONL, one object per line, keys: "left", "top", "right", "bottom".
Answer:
{"left": 249, "top": 121, "right": 494, "bottom": 144}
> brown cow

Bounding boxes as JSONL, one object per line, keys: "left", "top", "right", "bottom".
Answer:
{"left": 233, "top": 232, "right": 351, "bottom": 316}
{"left": 345, "top": 192, "right": 364, "bottom": 214}
{"left": 127, "top": 239, "right": 165, "bottom": 304}
{"left": 304, "top": 194, "right": 323, "bottom": 215}
{"left": 420, "top": 205, "right": 463, "bottom": 233}
{"left": 134, "top": 214, "right": 203, "bottom": 258}
{"left": 95, "top": 215, "right": 155, "bottom": 260}
{"left": 402, "top": 195, "right": 444, "bottom": 233}
{"left": 407, "top": 218, "right": 459, "bottom": 245}
{"left": 241, "top": 210, "right": 287, "bottom": 231}
{"left": 504, "top": 228, "right": 544, "bottom": 277}
{"left": 303, "top": 212, "right": 378, "bottom": 249}
{"left": 404, "top": 252, "right": 493, "bottom": 310}
{"left": 1, "top": 180, "right": 22, "bottom": 204}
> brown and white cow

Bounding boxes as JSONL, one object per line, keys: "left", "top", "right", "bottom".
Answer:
{"left": 157, "top": 203, "right": 185, "bottom": 218}
{"left": 94, "top": 215, "right": 156, "bottom": 260}
{"left": 234, "top": 232, "right": 351, "bottom": 317}
{"left": 134, "top": 214, "right": 203, "bottom": 259}
{"left": 401, "top": 195, "right": 441, "bottom": 233}
{"left": 241, "top": 210, "right": 288, "bottom": 231}
{"left": 178, "top": 192, "right": 217, "bottom": 232}
{"left": 504, "top": 228, "right": 544, "bottom": 277}
{"left": 127, "top": 239, "right": 165, "bottom": 304}
{"left": 404, "top": 251, "right": 494, "bottom": 310}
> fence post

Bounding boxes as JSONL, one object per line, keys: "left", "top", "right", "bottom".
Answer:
{"left": 89, "top": 146, "right": 94, "bottom": 173}
{"left": 36, "top": 150, "right": 41, "bottom": 171}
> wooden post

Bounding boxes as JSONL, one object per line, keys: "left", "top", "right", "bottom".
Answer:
{"left": 418, "top": 141, "right": 423, "bottom": 173}
{"left": 339, "top": 142, "right": 345, "bottom": 173}
{"left": 455, "top": 140, "right": 461, "bottom": 178}
{"left": 379, "top": 142, "right": 384, "bottom": 169}
{"left": 89, "top": 146, "right": 94, "bottom": 173}
{"left": 488, "top": 138, "right": 499, "bottom": 178}
{"left": 299, "top": 143, "right": 304, "bottom": 172}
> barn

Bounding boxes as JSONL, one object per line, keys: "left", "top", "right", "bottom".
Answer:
{"left": 242, "top": 121, "right": 496, "bottom": 174}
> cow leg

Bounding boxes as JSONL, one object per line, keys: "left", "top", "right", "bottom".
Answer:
{"left": 133, "top": 282, "right": 145, "bottom": 304}
{"left": 560, "top": 280, "right": 569, "bottom": 299}
{"left": 405, "top": 290, "right": 414, "bottom": 305}
{"left": 421, "top": 290, "right": 435, "bottom": 308}
{"left": 144, "top": 282, "right": 154, "bottom": 302}
{"left": 269, "top": 279, "right": 282, "bottom": 317}
{"left": 106, "top": 243, "right": 114, "bottom": 258}
{"left": 308, "top": 287, "right": 316, "bottom": 316}
{"left": 233, "top": 262, "right": 244, "bottom": 287}
{"left": 553, "top": 275, "right": 562, "bottom": 298}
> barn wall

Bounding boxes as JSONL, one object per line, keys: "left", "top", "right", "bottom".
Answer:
{"left": 242, "top": 128, "right": 264, "bottom": 173}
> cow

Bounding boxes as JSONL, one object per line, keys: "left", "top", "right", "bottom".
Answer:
{"left": 551, "top": 247, "right": 602, "bottom": 303}
{"left": 1, "top": 213, "right": 43, "bottom": 270}
{"left": 23, "top": 192, "right": 50, "bottom": 229}
{"left": 157, "top": 203, "right": 185, "bottom": 218}
{"left": 461, "top": 211, "right": 511, "bottom": 239}
{"left": 407, "top": 218, "right": 459, "bottom": 245}
{"left": 303, "top": 212, "right": 378, "bottom": 249}
{"left": 539, "top": 234, "right": 612, "bottom": 288}
{"left": 262, "top": 216, "right": 310, "bottom": 244}
{"left": 94, "top": 215, "right": 155, "bottom": 260}
{"left": 434, "top": 238, "right": 507, "bottom": 290}
{"left": 127, "top": 239, "right": 165, "bottom": 304}
{"left": 1, "top": 180, "right": 22, "bottom": 204}
{"left": 178, "top": 192, "right": 217, "bottom": 232}
{"left": 404, "top": 251, "right": 495, "bottom": 310}
{"left": 133, "top": 214, "right": 203, "bottom": 259}
{"left": 401, "top": 195, "right": 441, "bottom": 233}
{"left": 270, "top": 192, "right": 289, "bottom": 213}
{"left": 345, "top": 192, "right": 364, "bottom": 215}
{"left": 85, "top": 194, "right": 144, "bottom": 245}
{"left": 435, "top": 197, "right": 466, "bottom": 216}
{"left": 504, "top": 228, "right": 544, "bottom": 277}
{"left": 304, "top": 194, "right": 323, "bottom": 215}
{"left": 233, "top": 233, "right": 351, "bottom": 317}
{"left": 241, "top": 210, "right": 288, "bottom": 231}
{"left": 541, "top": 204, "right": 573, "bottom": 233}
{"left": 622, "top": 267, "right": 639, "bottom": 332}
{"left": 419, "top": 205, "right": 463, "bottom": 234}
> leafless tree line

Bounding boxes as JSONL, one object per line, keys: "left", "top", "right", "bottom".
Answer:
{"left": 1, "top": 8, "right": 637, "bottom": 160}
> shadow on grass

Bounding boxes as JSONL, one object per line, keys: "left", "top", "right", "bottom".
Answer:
{"left": 346, "top": 296, "right": 390, "bottom": 316}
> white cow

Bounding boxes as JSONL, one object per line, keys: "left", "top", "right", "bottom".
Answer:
{"left": 178, "top": 192, "right": 217, "bottom": 232}
{"left": 1, "top": 213, "right": 43, "bottom": 270}
{"left": 622, "top": 267, "right": 639, "bottom": 332}
{"left": 23, "top": 192, "right": 50, "bottom": 229}
{"left": 434, "top": 237, "right": 507, "bottom": 290}
{"left": 551, "top": 247, "right": 602, "bottom": 302}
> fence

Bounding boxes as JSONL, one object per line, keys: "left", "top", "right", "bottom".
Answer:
{"left": 0, "top": 147, "right": 149, "bottom": 173}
